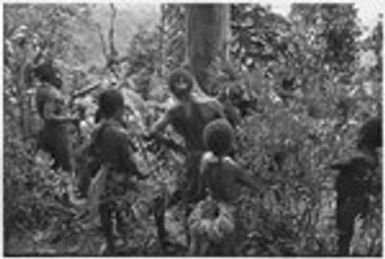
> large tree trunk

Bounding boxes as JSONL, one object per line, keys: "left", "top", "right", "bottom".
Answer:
{"left": 186, "top": 4, "right": 230, "bottom": 95}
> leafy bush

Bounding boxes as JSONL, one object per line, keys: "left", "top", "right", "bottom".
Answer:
{"left": 4, "top": 3, "right": 382, "bottom": 256}
{"left": 4, "top": 117, "right": 74, "bottom": 241}
{"left": 227, "top": 62, "right": 381, "bottom": 255}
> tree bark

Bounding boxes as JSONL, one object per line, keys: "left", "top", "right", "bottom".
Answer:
{"left": 186, "top": 4, "right": 230, "bottom": 95}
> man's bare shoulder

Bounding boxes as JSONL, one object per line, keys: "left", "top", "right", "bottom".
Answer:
{"left": 197, "top": 96, "right": 221, "bottom": 105}
{"left": 99, "top": 121, "right": 128, "bottom": 142}
{"left": 196, "top": 96, "right": 223, "bottom": 112}
{"left": 167, "top": 102, "right": 184, "bottom": 120}
{"left": 36, "top": 85, "right": 55, "bottom": 97}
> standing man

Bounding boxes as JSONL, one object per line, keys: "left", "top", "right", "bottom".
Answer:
{"left": 33, "top": 43, "right": 79, "bottom": 173}
{"left": 147, "top": 68, "right": 228, "bottom": 247}
{"left": 86, "top": 89, "right": 146, "bottom": 254}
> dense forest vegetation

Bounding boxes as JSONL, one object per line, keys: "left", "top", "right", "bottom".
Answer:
{"left": 4, "top": 3, "right": 382, "bottom": 256}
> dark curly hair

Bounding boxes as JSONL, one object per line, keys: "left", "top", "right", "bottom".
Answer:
{"left": 168, "top": 69, "right": 194, "bottom": 98}
{"left": 357, "top": 117, "right": 382, "bottom": 152}
{"left": 97, "top": 89, "right": 124, "bottom": 119}
{"left": 33, "top": 59, "right": 63, "bottom": 89}
{"left": 203, "top": 119, "right": 234, "bottom": 156}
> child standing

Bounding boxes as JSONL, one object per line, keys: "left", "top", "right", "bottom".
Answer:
{"left": 188, "top": 118, "right": 261, "bottom": 256}
{"left": 86, "top": 89, "right": 146, "bottom": 254}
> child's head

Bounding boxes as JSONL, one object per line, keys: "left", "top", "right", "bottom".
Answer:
{"left": 356, "top": 117, "right": 382, "bottom": 161}
{"left": 98, "top": 89, "right": 124, "bottom": 120}
{"left": 33, "top": 58, "right": 63, "bottom": 89}
{"left": 203, "top": 119, "right": 234, "bottom": 156}
{"left": 168, "top": 69, "right": 194, "bottom": 101}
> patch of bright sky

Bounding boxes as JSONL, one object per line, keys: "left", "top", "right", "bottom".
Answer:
{"left": 119, "top": 0, "right": 382, "bottom": 31}
{"left": 270, "top": 0, "right": 383, "bottom": 32}
{"left": 12, "top": 0, "right": 381, "bottom": 35}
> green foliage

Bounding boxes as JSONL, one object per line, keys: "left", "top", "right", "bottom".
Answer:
{"left": 4, "top": 3, "right": 382, "bottom": 256}
{"left": 4, "top": 4, "right": 92, "bottom": 64}
{"left": 290, "top": 4, "right": 361, "bottom": 74}
{"left": 231, "top": 67, "right": 381, "bottom": 255}
{"left": 231, "top": 4, "right": 293, "bottom": 68}
{"left": 161, "top": 4, "right": 186, "bottom": 70}
{"left": 4, "top": 116, "right": 74, "bottom": 242}
{"left": 124, "top": 27, "right": 164, "bottom": 99}
{"left": 369, "top": 19, "right": 383, "bottom": 82}
{"left": 162, "top": 4, "right": 363, "bottom": 90}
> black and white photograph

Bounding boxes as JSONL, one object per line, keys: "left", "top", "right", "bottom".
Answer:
{"left": 3, "top": 1, "right": 383, "bottom": 256}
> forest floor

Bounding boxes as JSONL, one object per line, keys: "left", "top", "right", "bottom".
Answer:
{"left": 5, "top": 204, "right": 188, "bottom": 256}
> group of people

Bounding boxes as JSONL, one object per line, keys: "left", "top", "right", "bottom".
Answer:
{"left": 33, "top": 59, "right": 260, "bottom": 255}
{"left": 17, "top": 26, "right": 381, "bottom": 255}
{"left": 147, "top": 70, "right": 261, "bottom": 255}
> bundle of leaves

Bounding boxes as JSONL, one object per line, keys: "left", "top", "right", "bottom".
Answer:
{"left": 189, "top": 196, "right": 235, "bottom": 243}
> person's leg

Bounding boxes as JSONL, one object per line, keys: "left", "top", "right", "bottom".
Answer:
{"left": 153, "top": 186, "right": 187, "bottom": 251}
{"left": 36, "top": 127, "right": 46, "bottom": 152}
{"left": 77, "top": 169, "right": 92, "bottom": 198}
{"left": 153, "top": 193, "right": 168, "bottom": 248}
{"left": 337, "top": 212, "right": 354, "bottom": 256}
{"left": 337, "top": 195, "right": 368, "bottom": 256}
{"left": 54, "top": 135, "right": 73, "bottom": 173}
{"left": 99, "top": 202, "right": 115, "bottom": 254}
{"left": 77, "top": 157, "right": 100, "bottom": 198}
{"left": 183, "top": 152, "right": 204, "bottom": 246}
{"left": 153, "top": 158, "right": 189, "bottom": 249}
{"left": 36, "top": 126, "right": 55, "bottom": 160}
{"left": 46, "top": 127, "right": 73, "bottom": 173}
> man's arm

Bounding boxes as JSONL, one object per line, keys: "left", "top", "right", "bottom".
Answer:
{"left": 147, "top": 109, "right": 186, "bottom": 154}
{"left": 86, "top": 135, "right": 102, "bottom": 178}
{"left": 210, "top": 98, "right": 227, "bottom": 119}
{"left": 222, "top": 101, "right": 241, "bottom": 127}
{"left": 232, "top": 162, "right": 263, "bottom": 192}
{"left": 43, "top": 100, "right": 79, "bottom": 125}
{"left": 120, "top": 133, "right": 147, "bottom": 179}
{"left": 149, "top": 110, "right": 173, "bottom": 137}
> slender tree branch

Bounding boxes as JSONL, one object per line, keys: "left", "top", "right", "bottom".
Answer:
{"left": 108, "top": 3, "right": 118, "bottom": 58}
{"left": 95, "top": 23, "right": 107, "bottom": 59}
